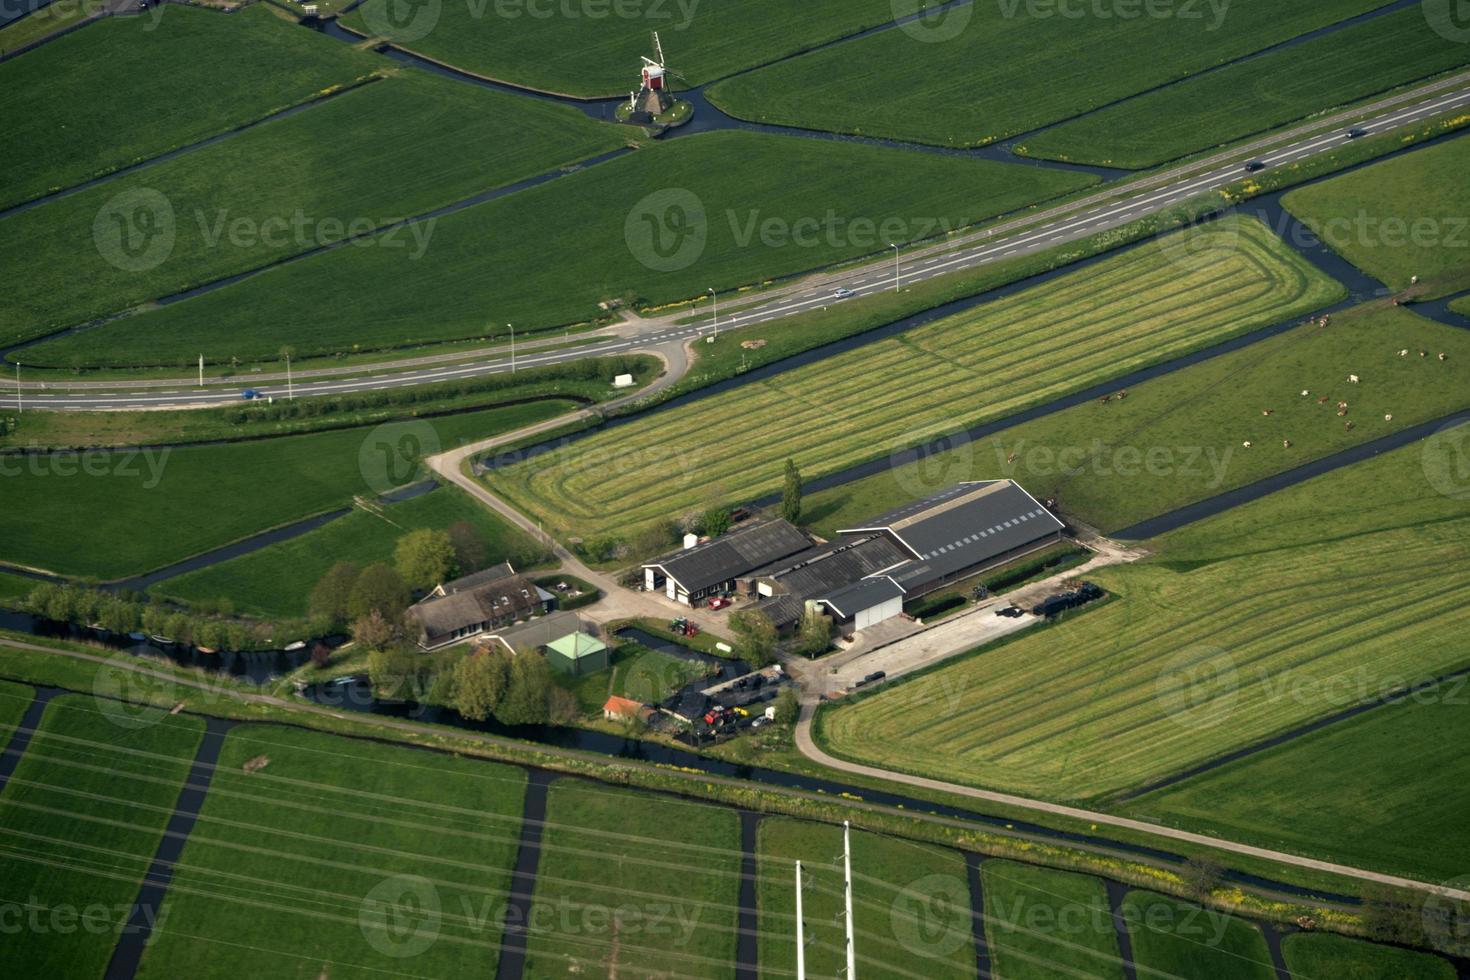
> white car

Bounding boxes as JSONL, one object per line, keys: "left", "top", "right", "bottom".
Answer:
{"left": 833, "top": 287, "right": 856, "bottom": 300}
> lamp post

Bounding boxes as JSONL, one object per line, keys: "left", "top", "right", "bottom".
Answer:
{"left": 286, "top": 352, "right": 293, "bottom": 401}
{"left": 890, "top": 242, "right": 901, "bottom": 293}
{"left": 14, "top": 361, "right": 19, "bottom": 415}
{"left": 508, "top": 323, "right": 516, "bottom": 373}
{"left": 708, "top": 287, "right": 718, "bottom": 336}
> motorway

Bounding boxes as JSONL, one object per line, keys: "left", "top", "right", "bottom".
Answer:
{"left": 7, "top": 70, "right": 1470, "bottom": 411}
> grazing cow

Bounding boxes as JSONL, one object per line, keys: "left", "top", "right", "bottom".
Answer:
{"left": 1283, "top": 439, "right": 1292, "bottom": 449}
{"left": 1006, "top": 451, "right": 1019, "bottom": 464}
{"left": 1399, "top": 349, "right": 1409, "bottom": 357}
{"left": 1337, "top": 409, "right": 1348, "bottom": 417}
{"left": 1100, "top": 395, "right": 1111, "bottom": 404}
{"left": 1420, "top": 350, "right": 1428, "bottom": 358}
{"left": 1262, "top": 409, "right": 1274, "bottom": 416}
{"left": 1411, "top": 275, "right": 1419, "bottom": 285}
{"left": 1317, "top": 396, "right": 1330, "bottom": 404}
{"left": 1439, "top": 352, "right": 1448, "bottom": 361}
{"left": 1337, "top": 401, "right": 1349, "bottom": 411}
{"left": 1301, "top": 390, "right": 1310, "bottom": 397}
{"left": 1348, "top": 374, "right": 1360, "bottom": 384}
{"left": 1117, "top": 390, "right": 1128, "bottom": 399}
{"left": 1385, "top": 414, "right": 1393, "bottom": 421}
{"left": 1345, "top": 420, "right": 1355, "bottom": 430}
{"left": 1243, "top": 441, "right": 1252, "bottom": 448}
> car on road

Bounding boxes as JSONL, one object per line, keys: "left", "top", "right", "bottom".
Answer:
{"left": 241, "top": 388, "right": 262, "bottom": 400}
{"left": 1243, "top": 160, "right": 1267, "bottom": 173}
{"left": 833, "top": 287, "right": 856, "bottom": 300}
{"left": 1346, "top": 128, "right": 1368, "bottom": 139}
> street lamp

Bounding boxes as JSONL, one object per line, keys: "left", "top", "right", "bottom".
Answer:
{"left": 286, "top": 352, "right": 293, "bottom": 401}
{"left": 708, "top": 287, "right": 718, "bottom": 336}
{"left": 14, "top": 361, "right": 19, "bottom": 415}
{"left": 507, "top": 323, "right": 515, "bottom": 373}
{"left": 890, "top": 242, "right": 901, "bottom": 293}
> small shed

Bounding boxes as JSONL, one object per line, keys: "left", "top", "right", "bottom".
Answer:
{"left": 545, "top": 632, "right": 609, "bottom": 677}
{"left": 603, "top": 695, "right": 653, "bottom": 723}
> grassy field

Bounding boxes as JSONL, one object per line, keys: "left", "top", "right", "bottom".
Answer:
{"left": 155, "top": 484, "right": 547, "bottom": 618}
{"left": 0, "top": 572, "right": 38, "bottom": 604}
{"left": 1017, "top": 7, "right": 1470, "bottom": 168}
{"left": 610, "top": 642, "right": 711, "bottom": 704}
{"left": 488, "top": 216, "right": 1343, "bottom": 539}
{"left": 24, "top": 130, "right": 1095, "bottom": 366}
{"left": 0, "top": 399, "right": 574, "bottom": 581}
{"left": 1282, "top": 933, "right": 1455, "bottom": 980}
{"left": 1121, "top": 891, "right": 1275, "bottom": 980}
{"left": 0, "top": 679, "right": 31, "bottom": 738}
{"left": 0, "top": 5, "right": 380, "bottom": 211}
{"left": 757, "top": 817, "right": 976, "bottom": 979}
{"left": 1, "top": 69, "right": 625, "bottom": 354}
{"left": 343, "top": 0, "right": 894, "bottom": 96}
{"left": 982, "top": 860, "right": 1125, "bottom": 980}
{"left": 706, "top": 0, "right": 1389, "bottom": 147}
{"left": 1283, "top": 133, "right": 1470, "bottom": 298}
{"left": 0, "top": 694, "right": 203, "bottom": 979}
{"left": 803, "top": 302, "right": 1470, "bottom": 535}
{"left": 817, "top": 436, "right": 1470, "bottom": 803}
{"left": 135, "top": 724, "right": 525, "bottom": 978}
{"left": 0, "top": 0, "right": 98, "bottom": 53}
{"left": 523, "top": 780, "right": 741, "bottom": 978}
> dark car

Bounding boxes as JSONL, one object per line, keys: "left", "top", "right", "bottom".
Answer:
{"left": 1243, "top": 160, "right": 1266, "bottom": 173}
{"left": 995, "top": 606, "right": 1024, "bottom": 618}
{"left": 1346, "top": 128, "right": 1368, "bottom": 139}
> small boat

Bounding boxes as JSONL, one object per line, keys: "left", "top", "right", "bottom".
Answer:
{"left": 195, "top": 646, "right": 218, "bottom": 655}
{"left": 283, "top": 640, "right": 306, "bottom": 652}
{"left": 148, "top": 634, "right": 176, "bottom": 647}
{"left": 330, "top": 675, "right": 358, "bottom": 687}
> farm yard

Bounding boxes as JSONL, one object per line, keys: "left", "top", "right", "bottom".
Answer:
{"left": 816, "top": 438, "right": 1470, "bottom": 809}
{"left": 705, "top": 0, "right": 1393, "bottom": 147}
{"left": 981, "top": 861, "right": 1124, "bottom": 980}
{"left": 342, "top": 0, "right": 895, "bottom": 96}
{"left": 0, "top": 399, "right": 574, "bottom": 580}
{"left": 0, "top": 69, "right": 625, "bottom": 352}
{"left": 1283, "top": 133, "right": 1470, "bottom": 298}
{"left": 803, "top": 301, "right": 1470, "bottom": 536}
{"left": 0, "top": 694, "right": 204, "bottom": 979}
{"left": 487, "top": 216, "right": 1342, "bottom": 539}
{"left": 0, "top": 5, "right": 380, "bottom": 211}
{"left": 20, "top": 130, "right": 1095, "bottom": 368}
{"left": 1016, "top": 6, "right": 1470, "bottom": 168}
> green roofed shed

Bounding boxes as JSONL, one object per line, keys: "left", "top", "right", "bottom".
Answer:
{"left": 545, "top": 632, "right": 609, "bottom": 677}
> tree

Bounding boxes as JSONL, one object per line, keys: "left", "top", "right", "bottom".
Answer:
{"left": 348, "top": 563, "right": 410, "bottom": 623}
{"left": 1179, "top": 857, "right": 1224, "bottom": 901}
{"left": 796, "top": 608, "right": 833, "bottom": 658}
{"left": 729, "top": 609, "right": 779, "bottom": 667}
{"left": 351, "top": 609, "right": 401, "bottom": 652}
{"left": 1361, "top": 886, "right": 1427, "bottom": 945}
{"left": 394, "top": 529, "right": 457, "bottom": 592}
{"left": 496, "top": 652, "right": 554, "bottom": 726}
{"left": 309, "top": 561, "right": 361, "bottom": 624}
{"left": 702, "top": 504, "right": 731, "bottom": 538}
{"left": 781, "top": 458, "right": 803, "bottom": 524}
{"left": 453, "top": 649, "right": 510, "bottom": 722}
{"left": 772, "top": 687, "right": 800, "bottom": 726}
{"left": 447, "top": 521, "right": 487, "bottom": 574}
{"left": 367, "top": 646, "right": 419, "bottom": 699}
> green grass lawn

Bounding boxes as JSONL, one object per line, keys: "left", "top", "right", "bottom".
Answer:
{"left": 0, "top": 5, "right": 381, "bottom": 211}
{"left": 1, "top": 68, "right": 625, "bottom": 354}
{"left": 804, "top": 302, "right": 1470, "bottom": 536}
{"left": 489, "top": 215, "right": 1342, "bottom": 539}
{"left": 610, "top": 642, "right": 712, "bottom": 704}
{"left": 343, "top": 0, "right": 894, "bottom": 96}
{"left": 0, "top": 694, "right": 203, "bottom": 979}
{"left": 706, "top": 0, "right": 1388, "bottom": 148}
{"left": 1121, "top": 891, "right": 1275, "bottom": 980}
{"left": 26, "top": 130, "right": 1096, "bottom": 366}
{"left": 757, "top": 817, "right": 976, "bottom": 979}
{"left": 818, "top": 437, "right": 1470, "bottom": 803}
{"left": 0, "top": 0, "right": 99, "bottom": 54}
{"left": 0, "top": 572, "right": 39, "bottom": 605}
{"left": 523, "top": 780, "right": 741, "bottom": 978}
{"left": 1282, "top": 933, "right": 1455, "bottom": 980}
{"left": 154, "top": 483, "right": 548, "bottom": 618}
{"left": 982, "top": 860, "right": 1125, "bottom": 980}
{"left": 1283, "top": 133, "right": 1470, "bottom": 298}
{"left": 0, "top": 399, "right": 574, "bottom": 581}
{"left": 0, "top": 679, "right": 32, "bottom": 739}
{"left": 135, "top": 725, "right": 526, "bottom": 979}
{"left": 1452, "top": 294, "right": 1470, "bottom": 316}
{"left": 1016, "top": 6, "right": 1470, "bottom": 168}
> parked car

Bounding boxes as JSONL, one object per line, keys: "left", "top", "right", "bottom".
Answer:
{"left": 707, "top": 596, "right": 730, "bottom": 610}
{"left": 1243, "top": 160, "right": 1266, "bottom": 173}
{"left": 733, "top": 706, "right": 750, "bottom": 718}
{"left": 995, "top": 606, "right": 1024, "bottom": 618}
{"left": 833, "top": 287, "right": 856, "bottom": 299}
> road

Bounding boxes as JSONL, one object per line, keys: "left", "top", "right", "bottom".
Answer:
{"left": 7, "top": 71, "right": 1470, "bottom": 410}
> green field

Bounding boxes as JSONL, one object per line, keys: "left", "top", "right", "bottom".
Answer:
{"left": 756, "top": 817, "right": 976, "bottom": 979}
{"left": 0, "top": 572, "right": 38, "bottom": 604}
{"left": 0, "top": 679, "right": 31, "bottom": 739}
{"left": 489, "top": 216, "right": 1342, "bottom": 539}
{"left": 1283, "top": 133, "right": 1470, "bottom": 297}
{"left": 706, "top": 0, "right": 1389, "bottom": 147}
{"left": 1282, "top": 933, "right": 1455, "bottom": 980}
{"left": 344, "top": 0, "right": 893, "bottom": 96}
{"left": 154, "top": 484, "right": 547, "bottom": 618}
{"left": 0, "top": 5, "right": 380, "bottom": 211}
{"left": 2, "top": 69, "right": 624, "bottom": 354}
{"left": 804, "top": 302, "right": 1470, "bottom": 535}
{"left": 136, "top": 725, "right": 525, "bottom": 978}
{"left": 24, "top": 130, "right": 1096, "bottom": 366}
{"left": 0, "top": 0, "right": 99, "bottom": 54}
{"left": 1122, "top": 891, "right": 1275, "bottom": 980}
{"left": 523, "top": 780, "right": 740, "bottom": 978}
{"left": 0, "top": 694, "right": 203, "bottom": 978}
{"left": 0, "top": 399, "right": 574, "bottom": 580}
{"left": 817, "top": 436, "right": 1470, "bottom": 802}
{"left": 1017, "top": 7, "right": 1470, "bottom": 168}
{"left": 982, "top": 860, "right": 1125, "bottom": 980}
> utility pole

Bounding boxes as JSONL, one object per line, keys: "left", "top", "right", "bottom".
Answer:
{"left": 708, "top": 286, "right": 718, "bottom": 336}
{"left": 286, "top": 352, "right": 294, "bottom": 401}
{"left": 508, "top": 322, "right": 516, "bottom": 373}
{"left": 843, "top": 821, "right": 856, "bottom": 980}
{"left": 890, "top": 243, "right": 901, "bottom": 293}
{"left": 197, "top": 355, "right": 204, "bottom": 389}
{"left": 14, "top": 361, "right": 19, "bottom": 415}
{"left": 795, "top": 861, "right": 806, "bottom": 980}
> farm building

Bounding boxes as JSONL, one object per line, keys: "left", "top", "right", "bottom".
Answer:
{"left": 603, "top": 695, "right": 654, "bottom": 723}
{"left": 546, "top": 631, "right": 610, "bottom": 676}
{"left": 642, "top": 518, "right": 810, "bottom": 606}
{"left": 408, "top": 564, "right": 555, "bottom": 650}
{"left": 485, "top": 610, "right": 592, "bottom": 656}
